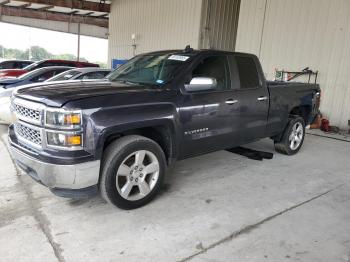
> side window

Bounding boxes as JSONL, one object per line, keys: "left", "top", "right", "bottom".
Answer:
{"left": 0, "top": 61, "right": 14, "bottom": 69}
{"left": 38, "top": 62, "right": 53, "bottom": 68}
{"left": 31, "top": 70, "right": 56, "bottom": 82}
{"left": 13, "top": 62, "right": 22, "bottom": 69}
{"left": 62, "top": 62, "right": 76, "bottom": 67}
{"left": 235, "top": 56, "right": 260, "bottom": 89}
{"left": 22, "top": 62, "right": 32, "bottom": 68}
{"left": 52, "top": 69, "right": 67, "bottom": 76}
{"left": 191, "top": 55, "right": 230, "bottom": 91}
{"left": 78, "top": 71, "right": 107, "bottom": 80}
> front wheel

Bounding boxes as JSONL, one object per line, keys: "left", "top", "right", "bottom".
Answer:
{"left": 99, "top": 135, "right": 166, "bottom": 209}
{"left": 274, "top": 117, "right": 305, "bottom": 155}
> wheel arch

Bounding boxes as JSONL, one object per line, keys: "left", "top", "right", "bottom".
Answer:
{"left": 97, "top": 122, "right": 177, "bottom": 166}
{"left": 289, "top": 105, "right": 312, "bottom": 124}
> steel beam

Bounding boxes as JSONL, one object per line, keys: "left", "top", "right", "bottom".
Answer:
{"left": 0, "top": 5, "right": 108, "bottom": 28}
{"left": 12, "top": 0, "right": 110, "bottom": 13}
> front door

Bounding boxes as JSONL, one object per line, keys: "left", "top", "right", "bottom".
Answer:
{"left": 178, "top": 55, "right": 241, "bottom": 157}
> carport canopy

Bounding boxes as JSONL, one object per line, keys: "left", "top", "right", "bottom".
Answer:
{"left": 0, "top": 0, "right": 110, "bottom": 38}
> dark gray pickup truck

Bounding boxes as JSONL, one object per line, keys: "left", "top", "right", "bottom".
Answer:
{"left": 8, "top": 48, "right": 320, "bottom": 209}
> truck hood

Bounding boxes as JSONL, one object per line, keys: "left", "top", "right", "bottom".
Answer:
{"left": 14, "top": 80, "right": 161, "bottom": 107}
{"left": 0, "top": 69, "right": 27, "bottom": 78}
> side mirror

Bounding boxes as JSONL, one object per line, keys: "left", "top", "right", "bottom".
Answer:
{"left": 37, "top": 77, "right": 47, "bottom": 82}
{"left": 184, "top": 77, "right": 217, "bottom": 92}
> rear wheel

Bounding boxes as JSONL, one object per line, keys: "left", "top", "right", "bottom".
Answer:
{"left": 274, "top": 117, "right": 305, "bottom": 155}
{"left": 100, "top": 135, "right": 166, "bottom": 209}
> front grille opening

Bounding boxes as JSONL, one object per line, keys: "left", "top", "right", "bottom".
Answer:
{"left": 14, "top": 104, "right": 40, "bottom": 121}
{"left": 15, "top": 123, "right": 42, "bottom": 145}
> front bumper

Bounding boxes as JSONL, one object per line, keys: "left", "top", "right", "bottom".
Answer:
{"left": 10, "top": 146, "right": 100, "bottom": 190}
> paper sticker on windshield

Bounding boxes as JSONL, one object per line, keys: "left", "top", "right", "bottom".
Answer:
{"left": 168, "top": 55, "right": 190, "bottom": 62}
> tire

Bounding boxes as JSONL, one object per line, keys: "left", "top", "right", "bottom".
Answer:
{"left": 99, "top": 135, "right": 166, "bottom": 209}
{"left": 274, "top": 117, "right": 305, "bottom": 155}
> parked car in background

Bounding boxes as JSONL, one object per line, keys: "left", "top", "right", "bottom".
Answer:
{"left": 46, "top": 68, "right": 111, "bottom": 82}
{"left": 0, "top": 66, "right": 73, "bottom": 124}
{"left": 0, "top": 66, "right": 73, "bottom": 89}
{"left": 0, "top": 59, "right": 99, "bottom": 78}
{"left": 0, "top": 60, "right": 33, "bottom": 70}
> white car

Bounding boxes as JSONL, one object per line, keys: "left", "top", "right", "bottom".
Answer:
{"left": 46, "top": 68, "right": 111, "bottom": 82}
{"left": 0, "top": 87, "right": 14, "bottom": 124}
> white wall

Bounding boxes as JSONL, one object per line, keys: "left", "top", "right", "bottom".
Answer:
{"left": 236, "top": 0, "right": 350, "bottom": 130}
{"left": 108, "top": 0, "right": 203, "bottom": 64}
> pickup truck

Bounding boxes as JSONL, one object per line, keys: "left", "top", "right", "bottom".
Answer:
{"left": 8, "top": 48, "right": 320, "bottom": 209}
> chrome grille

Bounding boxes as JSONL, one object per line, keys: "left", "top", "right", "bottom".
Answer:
{"left": 14, "top": 104, "right": 40, "bottom": 121}
{"left": 15, "top": 123, "right": 42, "bottom": 146}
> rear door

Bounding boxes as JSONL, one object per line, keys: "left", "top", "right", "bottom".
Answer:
{"left": 228, "top": 55, "right": 269, "bottom": 142}
{"left": 178, "top": 54, "right": 242, "bottom": 157}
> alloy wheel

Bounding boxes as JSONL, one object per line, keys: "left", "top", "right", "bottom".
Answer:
{"left": 115, "top": 150, "right": 160, "bottom": 201}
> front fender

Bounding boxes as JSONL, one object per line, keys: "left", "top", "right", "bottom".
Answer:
{"left": 90, "top": 103, "right": 179, "bottom": 160}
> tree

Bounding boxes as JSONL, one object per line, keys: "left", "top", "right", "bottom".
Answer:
{"left": 0, "top": 45, "right": 5, "bottom": 59}
{"left": 0, "top": 45, "right": 104, "bottom": 66}
{"left": 28, "top": 46, "right": 52, "bottom": 61}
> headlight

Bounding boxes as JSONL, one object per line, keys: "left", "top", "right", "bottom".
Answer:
{"left": 45, "top": 110, "right": 82, "bottom": 128}
{"left": 46, "top": 131, "right": 82, "bottom": 148}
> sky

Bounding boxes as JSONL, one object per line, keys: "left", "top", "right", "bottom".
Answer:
{"left": 0, "top": 22, "right": 108, "bottom": 63}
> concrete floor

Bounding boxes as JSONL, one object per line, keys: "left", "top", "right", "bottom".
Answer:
{"left": 0, "top": 124, "right": 350, "bottom": 262}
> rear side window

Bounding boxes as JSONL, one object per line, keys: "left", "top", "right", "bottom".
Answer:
{"left": 236, "top": 56, "right": 259, "bottom": 89}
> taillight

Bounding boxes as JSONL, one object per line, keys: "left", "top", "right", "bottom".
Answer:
{"left": 316, "top": 91, "right": 321, "bottom": 106}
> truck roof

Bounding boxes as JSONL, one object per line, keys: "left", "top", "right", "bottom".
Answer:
{"left": 143, "top": 48, "right": 257, "bottom": 58}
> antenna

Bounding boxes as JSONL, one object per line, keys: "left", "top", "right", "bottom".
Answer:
{"left": 184, "top": 45, "right": 193, "bottom": 53}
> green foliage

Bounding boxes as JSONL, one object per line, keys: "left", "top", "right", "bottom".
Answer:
{"left": 29, "top": 46, "right": 52, "bottom": 60}
{"left": 0, "top": 45, "right": 104, "bottom": 66}
{"left": 98, "top": 62, "right": 107, "bottom": 68}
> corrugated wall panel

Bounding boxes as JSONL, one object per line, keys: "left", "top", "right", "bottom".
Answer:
{"left": 235, "top": 0, "right": 267, "bottom": 55}
{"left": 236, "top": 0, "right": 350, "bottom": 129}
{"left": 199, "top": 0, "right": 240, "bottom": 51}
{"left": 108, "top": 0, "right": 203, "bottom": 64}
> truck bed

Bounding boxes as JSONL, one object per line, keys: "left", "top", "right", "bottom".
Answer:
{"left": 266, "top": 81, "right": 320, "bottom": 136}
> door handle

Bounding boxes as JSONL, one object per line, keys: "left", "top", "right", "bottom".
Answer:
{"left": 225, "top": 99, "right": 238, "bottom": 105}
{"left": 257, "top": 96, "right": 268, "bottom": 101}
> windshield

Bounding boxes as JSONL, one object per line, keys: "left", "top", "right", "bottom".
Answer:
{"left": 23, "top": 62, "right": 40, "bottom": 71}
{"left": 108, "top": 53, "right": 194, "bottom": 85}
{"left": 48, "top": 70, "right": 81, "bottom": 81}
{"left": 17, "top": 69, "right": 41, "bottom": 80}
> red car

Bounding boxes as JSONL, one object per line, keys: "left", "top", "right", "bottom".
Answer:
{"left": 0, "top": 59, "right": 99, "bottom": 78}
